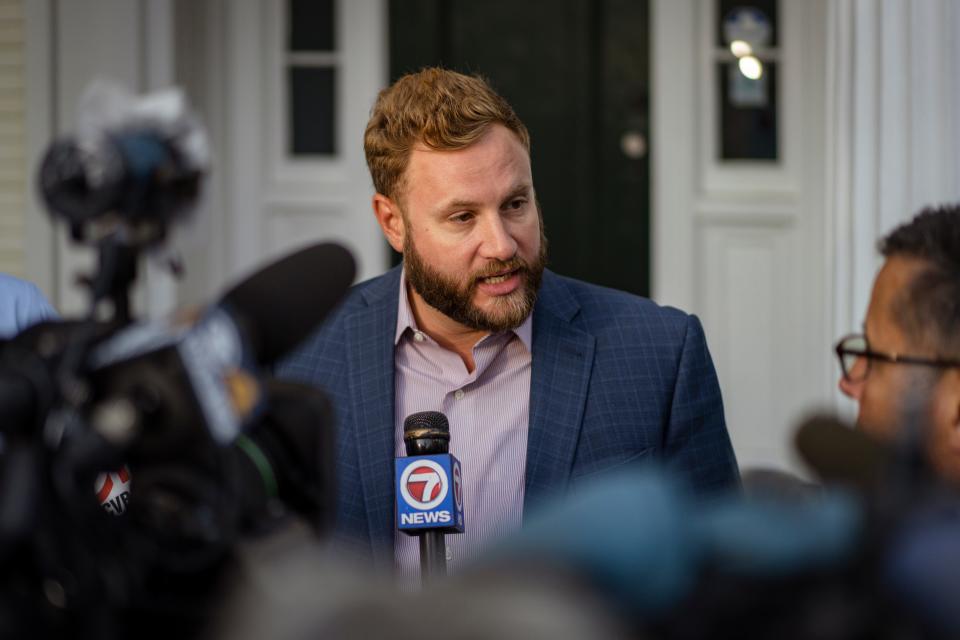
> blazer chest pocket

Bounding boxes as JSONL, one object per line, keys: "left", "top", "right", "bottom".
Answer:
{"left": 570, "top": 447, "right": 654, "bottom": 482}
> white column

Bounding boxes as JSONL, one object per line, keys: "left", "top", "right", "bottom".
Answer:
{"left": 23, "top": 0, "right": 56, "bottom": 298}
{"left": 826, "top": 0, "right": 960, "bottom": 412}
{"left": 142, "top": 0, "right": 179, "bottom": 319}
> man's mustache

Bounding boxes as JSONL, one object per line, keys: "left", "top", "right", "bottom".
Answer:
{"left": 472, "top": 257, "right": 528, "bottom": 280}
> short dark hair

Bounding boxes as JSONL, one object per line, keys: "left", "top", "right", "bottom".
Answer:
{"left": 879, "top": 204, "right": 960, "bottom": 358}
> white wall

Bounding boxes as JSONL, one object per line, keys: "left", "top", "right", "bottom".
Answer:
{"left": 171, "top": 0, "right": 389, "bottom": 307}
{"left": 20, "top": 0, "right": 960, "bottom": 472}
{"left": 209, "top": 0, "right": 388, "bottom": 294}
{"left": 22, "top": 0, "right": 179, "bottom": 317}
{"left": 22, "top": 0, "right": 55, "bottom": 299}
{"left": 653, "top": 0, "right": 832, "bottom": 473}
{"left": 653, "top": 0, "right": 960, "bottom": 472}
{"left": 0, "top": 0, "right": 31, "bottom": 279}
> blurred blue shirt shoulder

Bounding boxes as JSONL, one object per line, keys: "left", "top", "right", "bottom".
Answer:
{"left": 0, "top": 274, "right": 58, "bottom": 338}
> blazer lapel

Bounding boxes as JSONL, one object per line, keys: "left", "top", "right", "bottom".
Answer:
{"left": 342, "top": 269, "right": 596, "bottom": 551}
{"left": 524, "top": 271, "right": 596, "bottom": 516}
{"left": 345, "top": 267, "right": 401, "bottom": 565}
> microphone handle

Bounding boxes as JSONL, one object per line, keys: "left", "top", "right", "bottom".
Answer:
{"left": 419, "top": 530, "right": 447, "bottom": 581}
{"left": 0, "top": 372, "right": 37, "bottom": 433}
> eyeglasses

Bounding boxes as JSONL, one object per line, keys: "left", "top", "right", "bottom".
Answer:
{"left": 834, "top": 333, "right": 960, "bottom": 382}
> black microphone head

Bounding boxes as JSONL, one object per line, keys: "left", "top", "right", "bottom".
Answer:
{"left": 403, "top": 411, "right": 450, "bottom": 456}
{"left": 234, "top": 378, "right": 336, "bottom": 533}
{"left": 794, "top": 413, "right": 890, "bottom": 492}
{"left": 220, "top": 243, "right": 355, "bottom": 367}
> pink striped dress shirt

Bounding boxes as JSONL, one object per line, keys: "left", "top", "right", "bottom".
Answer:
{"left": 393, "top": 272, "right": 532, "bottom": 582}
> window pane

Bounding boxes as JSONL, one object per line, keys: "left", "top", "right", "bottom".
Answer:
{"left": 289, "top": 66, "right": 336, "bottom": 155}
{"left": 289, "top": 0, "right": 335, "bottom": 52}
{"left": 717, "top": 0, "right": 777, "bottom": 48}
{"left": 718, "top": 61, "right": 778, "bottom": 160}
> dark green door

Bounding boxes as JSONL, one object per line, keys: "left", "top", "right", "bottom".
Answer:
{"left": 390, "top": 0, "right": 650, "bottom": 297}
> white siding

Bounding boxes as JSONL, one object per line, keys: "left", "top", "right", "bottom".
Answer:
{"left": 0, "top": 0, "right": 25, "bottom": 276}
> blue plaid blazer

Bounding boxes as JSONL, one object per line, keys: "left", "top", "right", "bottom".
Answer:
{"left": 278, "top": 267, "right": 739, "bottom": 565}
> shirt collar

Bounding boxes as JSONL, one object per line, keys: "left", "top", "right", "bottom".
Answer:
{"left": 394, "top": 268, "right": 533, "bottom": 351}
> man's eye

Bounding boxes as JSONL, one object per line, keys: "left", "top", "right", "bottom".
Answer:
{"left": 507, "top": 199, "right": 526, "bottom": 210}
{"left": 451, "top": 212, "right": 474, "bottom": 223}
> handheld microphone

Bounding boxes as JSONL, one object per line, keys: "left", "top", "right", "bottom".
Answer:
{"left": 217, "top": 242, "right": 355, "bottom": 368}
{"left": 0, "top": 243, "right": 352, "bottom": 544}
{"left": 229, "top": 378, "right": 336, "bottom": 534}
{"left": 395, "top": 411, "right": 465, "bottom": 582}
{"left": 86, "top": 241, "right": 355, "bottom": 449}
{"left": 794, "top": 414, "right": 891, "bottom": 492}
{"left": 115, "top": 377, "right": 335, "bottom": 574}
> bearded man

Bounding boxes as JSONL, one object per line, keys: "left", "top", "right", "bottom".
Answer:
{"left": 279, "top": 68, "right": 738, "bottom": 575}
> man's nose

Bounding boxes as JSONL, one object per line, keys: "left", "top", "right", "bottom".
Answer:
{"left": 838, "top": 357, "right": 866, "bottom": 400}
{"left": 479, "top": 215, "right": 517, "bottom": 261}
{"left": 838, "top": 375, "right": 863, "bottom": 400}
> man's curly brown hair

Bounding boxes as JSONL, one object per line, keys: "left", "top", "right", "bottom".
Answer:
{"left": 363, "top": 67, "right": 530, "bottom": 201}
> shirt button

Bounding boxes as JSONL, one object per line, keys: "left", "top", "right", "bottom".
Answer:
{"left": 445, "top": 548, "right": 453, "bottom": 561}
{"left": 413, "top": 331, "right": 425, "bottom": 342}
{"left": 454, "top": 389, "right": 465, "bottom": 400}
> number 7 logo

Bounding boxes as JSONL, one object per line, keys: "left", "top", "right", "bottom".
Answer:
{"left": 399, "top": 459, "right": 449, "bottom": 510}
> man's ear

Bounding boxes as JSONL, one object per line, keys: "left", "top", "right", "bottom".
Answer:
{"left": 938, "top": 369, "right": 960, "bottom": 453}
{"left": 372, "top": 193, "right": 405, "bottom": 253}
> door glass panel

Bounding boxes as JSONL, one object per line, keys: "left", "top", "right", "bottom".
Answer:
{"left": 717, "top": 0, "right": 777, "bottom": 47}
{"left": 718, "top": 61, "right": 777, "bottom": 160}
{"left": 285, "top": 0, "right": 338, "bottom": 157}
{"left": 715, "top": 0, "right": 779, "bottom": 161}
{"left": 289, "top": 0, "right": 335, "bottom": 52}
{"left": 289, "top": 66, "right": 336, "bottom": 155}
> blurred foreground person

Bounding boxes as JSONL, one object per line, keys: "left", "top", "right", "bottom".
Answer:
{"left": 0, "top": 273, "right": 57, "bottom": 338}
{"left": 211, "top": 462, "right": 960, "bottom": 639}
{"left": 210, "top": 522, "right": 632, "bottom": 640}
{"left": 835, "top": 205, "right": 960, "bottom": 483}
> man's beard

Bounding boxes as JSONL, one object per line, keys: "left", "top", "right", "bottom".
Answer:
{"left": 403, "top": 230, "right": 547, "bottom": 332}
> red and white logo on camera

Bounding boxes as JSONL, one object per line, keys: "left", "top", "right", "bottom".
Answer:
{"left": 96, "top": 466, "right": 131, "bottom": 516}
{"left": 399, "top": 459, "right": 449, "bottom": 510}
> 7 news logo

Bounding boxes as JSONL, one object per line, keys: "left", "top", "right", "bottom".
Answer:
{"left": 395, "top": 454, "right": 465, "bottom": 534}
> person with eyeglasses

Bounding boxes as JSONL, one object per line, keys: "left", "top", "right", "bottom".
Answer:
{"left": 835, "top": 205, "right": 960, "bottom": 482}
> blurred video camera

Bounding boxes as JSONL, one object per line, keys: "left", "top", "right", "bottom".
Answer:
{"left": 0, "top": 81, "right": 354, "bottom": 639}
